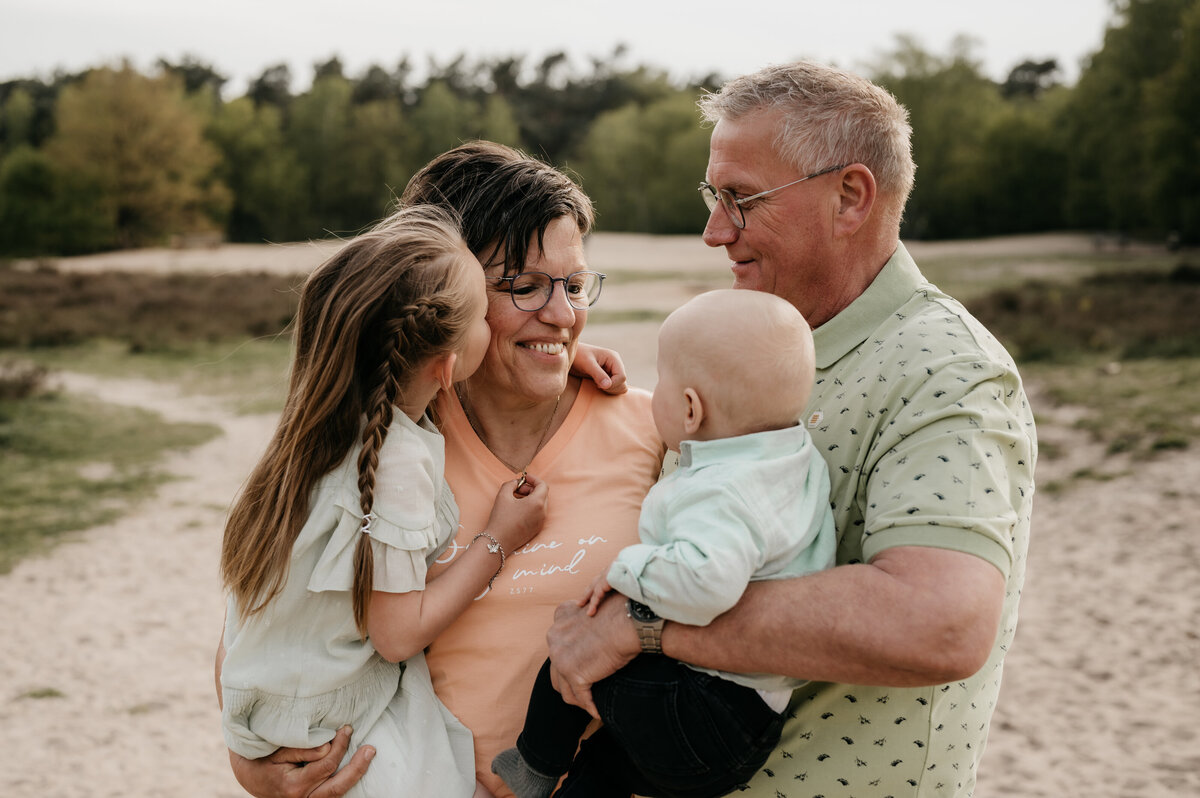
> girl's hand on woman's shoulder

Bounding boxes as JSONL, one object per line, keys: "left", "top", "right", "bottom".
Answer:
{"left": 571, "top": 342, "right": 628, "bottom": 395}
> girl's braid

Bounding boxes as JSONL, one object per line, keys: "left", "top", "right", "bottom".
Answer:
{"left": 351, "top": 299, "right": 446, "bottom": 638}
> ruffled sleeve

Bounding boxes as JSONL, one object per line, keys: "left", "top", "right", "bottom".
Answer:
{"left": 308, "top": 415, "right": 454, "bottom": 595}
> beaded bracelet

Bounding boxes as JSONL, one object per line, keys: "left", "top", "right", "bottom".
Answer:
{"left": 472, "top": 531, "right": 506, "bottom": 590}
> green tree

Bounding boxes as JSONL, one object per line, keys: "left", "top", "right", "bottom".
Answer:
{"left": 207, "top": 97, "right": 309, "bottom": 242}
{"left": 0, "top": 88, "right": 35, "bottom": 155}
{"left": 288, "top": 70, "right": 417, "bottom": 235}
{"left": 407, "top": 80, "right": 479, "bottom": 167}
{"left": 157, "top": 56, "right": 228, "bottom": 95}
{"left": 352, "top": 62, "right": 410, "bottom": 105}
{"left": 43, "top": 64, "right": 230, "bottom": 249}
{"left": 344, "top": 99, "right": 413, "bottom": 222}
{"left": 871, "top": 36, "right": 1006, "bottom": 238}
{"left": 287, "top": 72, "right": 358, "bottom": 233}
{"left": 575, "top": 90, "right": 710, "bottom": 233}
{"left": 249, "top": 63, "right": 293, "bottom": 109}
{"left": 478, "top": 94, "right": 522, "bottom": 148}
{"left": 1143, "top": 0, "right": 1200, "bottom": 241}
{"left": 0, "top": 145, "right": 115, "bottom": 255}
{"left": 0, "top": 75, "right": 72, "bottom": 151}
{"left": 1000, "top": 59, "right": 1062, "bottom": 99}
{"left": 1060, "top": 0, "right": 1197, "bottom": 236}
{"left": 0, "top": 146, "right": 63, "bottom": 253}
{"left": 512, "top": 51, "right": 677, "bottom": 164}
{"left": 971, "top": 107, "right": 1068, "bottom": 234}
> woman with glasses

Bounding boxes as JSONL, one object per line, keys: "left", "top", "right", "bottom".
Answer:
{"left": 226, "top": 141, "right": 666, "bottom": 798}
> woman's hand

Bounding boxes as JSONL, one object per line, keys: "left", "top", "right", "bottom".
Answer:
{"left": 571, "top": 342, "right": 628, "bottom": 395}
{"left": 484, "top": 473, "right": 549, "bottom": 552}
{"left": 229, "top": 726, "right": 373, "bottom": 798}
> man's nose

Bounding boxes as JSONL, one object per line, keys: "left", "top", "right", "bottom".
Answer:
{"left": 702, "top": 204, "right": 738, "bottom": 248}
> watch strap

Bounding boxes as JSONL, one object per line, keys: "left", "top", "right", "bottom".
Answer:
{"left": 627, "top": 598, "right": 665, "bottom": 654}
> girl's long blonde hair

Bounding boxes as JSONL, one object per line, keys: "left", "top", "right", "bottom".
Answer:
{"left": 221, "top": 205, "right": 477, "bottom": 637}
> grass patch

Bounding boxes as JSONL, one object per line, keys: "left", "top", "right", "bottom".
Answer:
{"left": 0, "top": 389, "right": 220, "bottom": 574}
{"left": 962, "top": 258, "right": 1200, "bottom": 461}
{"left": 18, "top": 687, "right": 65, "bottom": 700}
{"left": 919, "top": 250, "right": 1183, "bottom": 302}
{"left": 968, "top": 263, "right": 1200, "bottom": 362}
{"left": 1019, "top": 357, "right": 1200, "bottom": 460}
{"left": 14, "top": 338, "right": 292, "bottom": 415}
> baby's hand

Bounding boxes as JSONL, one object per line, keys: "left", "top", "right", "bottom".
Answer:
{"left": 484, "top": 473, "right": 548, "bottom": 552}
{"left": 579, "top": 573, "right": 613, "bottom": 616}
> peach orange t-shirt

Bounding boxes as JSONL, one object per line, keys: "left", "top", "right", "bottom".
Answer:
{"left": 426, "top": 380, "right": 664, "bottom": 797}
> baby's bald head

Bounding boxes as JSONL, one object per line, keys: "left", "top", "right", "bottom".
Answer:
{"left": 657, "top": 289, "right": 816, "bottom": 439}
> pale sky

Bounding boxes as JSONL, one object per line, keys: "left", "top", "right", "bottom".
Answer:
{"left": 2, "top": 0, "right": 1116, "bottom": 94}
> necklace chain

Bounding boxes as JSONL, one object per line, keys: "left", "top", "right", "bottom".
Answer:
{"left": 457, "top": 387, "right": 561, "bottom": 475}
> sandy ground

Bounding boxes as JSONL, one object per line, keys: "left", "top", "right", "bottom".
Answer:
{"left": 2, "top": 233, "right": 1198, "bottom": 797}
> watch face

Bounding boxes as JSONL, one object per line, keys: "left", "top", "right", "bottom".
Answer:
{"left": 628, "top": 600, "right": 659, "bottom": 622}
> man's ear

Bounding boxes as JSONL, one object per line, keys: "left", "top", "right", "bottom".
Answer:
{"left": 683, "top": 387, "right": 704, "bottom": 435}
{"left": 432, "top": 352, "right": 457, "bottom": 393}
{"left": 833, "top": 163, "right": 876, "bottom": 238}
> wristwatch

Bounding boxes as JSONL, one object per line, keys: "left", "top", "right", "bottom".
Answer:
{"left": 626, "top": 598, "right": 665, "bottom": 654}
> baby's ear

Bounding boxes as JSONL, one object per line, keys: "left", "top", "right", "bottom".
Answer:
{"left": 683, "top": 387, "right": 704, "bottom": 435}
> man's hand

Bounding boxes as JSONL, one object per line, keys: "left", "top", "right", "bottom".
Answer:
{"left": 229, "top": 726, "right": 374, "bottom": 798}
{"left": 546, "top": 594, "right": 640, "bottom": 719}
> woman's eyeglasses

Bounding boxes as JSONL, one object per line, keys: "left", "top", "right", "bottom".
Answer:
{"left": 492, "top": 270, "right": 606, "bottom": 312}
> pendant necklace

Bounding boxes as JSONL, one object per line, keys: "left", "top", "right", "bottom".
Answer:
{"left": 457, "top": 386, "right": 561, "bottom": 489}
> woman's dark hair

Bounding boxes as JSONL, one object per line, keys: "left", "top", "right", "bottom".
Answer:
{"left": 399, "top": 140, "right": 595, "bottom": 276}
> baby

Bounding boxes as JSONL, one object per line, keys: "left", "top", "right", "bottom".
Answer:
{"left": 493, "top": 288, "right": 837, "bottom": 798}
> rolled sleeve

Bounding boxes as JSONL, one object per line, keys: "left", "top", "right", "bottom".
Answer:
{"left": 607, "top": 484, "right": 762, "bottom": 626}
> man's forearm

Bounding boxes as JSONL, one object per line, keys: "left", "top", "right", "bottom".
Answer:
{"left": 661, "top": 546, "right": 1005, "bottom": 687}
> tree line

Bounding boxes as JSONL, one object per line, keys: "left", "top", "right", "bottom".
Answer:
{"left": 0, "top": 0, "right": 1196, "bottom": 256}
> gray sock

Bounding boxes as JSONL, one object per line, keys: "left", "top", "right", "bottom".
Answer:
{"left": 490, "top": 747, "right": 559, "bottom": 798}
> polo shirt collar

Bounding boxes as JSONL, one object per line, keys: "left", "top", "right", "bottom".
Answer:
{"left": 811, "top": 243, "right": 925, "bottom": 369}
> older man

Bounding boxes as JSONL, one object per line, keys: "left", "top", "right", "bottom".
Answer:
{"left": 548, "top": 61, "right": 1036, "bottom": 797}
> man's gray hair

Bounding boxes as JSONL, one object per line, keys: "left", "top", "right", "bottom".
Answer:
{"left": 699, "top": 62, "right": 916, "bottom": 219}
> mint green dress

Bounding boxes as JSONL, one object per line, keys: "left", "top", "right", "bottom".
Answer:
{"left": 221, "top": 412, "right": 475, "bottom": 798}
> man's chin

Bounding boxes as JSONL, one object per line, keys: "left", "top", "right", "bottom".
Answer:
{"left": 731, "top": 273, "right": 763, "bottom": 292}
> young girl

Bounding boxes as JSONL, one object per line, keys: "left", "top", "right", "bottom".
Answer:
{"left": 218, "top": 205, "right": 548, "bottom": 798}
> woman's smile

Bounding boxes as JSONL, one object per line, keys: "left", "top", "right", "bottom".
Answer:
{"left": 520, "top": 341, "right": 567, "bottom": 356}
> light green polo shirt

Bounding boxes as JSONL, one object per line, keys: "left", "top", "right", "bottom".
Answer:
{"left": 740, "top": 244, "right": 1037, "bottom": 798}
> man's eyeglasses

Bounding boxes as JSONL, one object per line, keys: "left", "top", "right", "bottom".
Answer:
{"left": 699, "top": 164, "right": 847, "bottom": 229}
{"left": 492, "top": 270, "right": 606, "bottom": 312}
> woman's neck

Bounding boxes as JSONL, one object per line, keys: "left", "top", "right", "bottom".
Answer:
{"left": 456, "top": 377, "right": 581, "bottom": 474}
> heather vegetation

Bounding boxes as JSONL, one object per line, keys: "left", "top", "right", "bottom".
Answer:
{"left": 3, "top": 242, "right": 1198, "bottom": 460}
